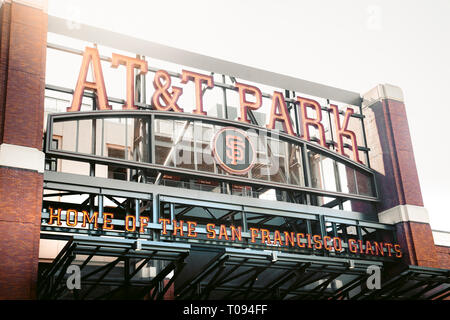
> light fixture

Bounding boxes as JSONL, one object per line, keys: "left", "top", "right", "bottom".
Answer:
{"left": 271, "top": 251, "right": 278, "bottom": 262}
{"left": 348, "top": 259, "right": 355, "bottom": 269}
{"left": 135, "top": 239, "right": 142, "bottom": 251}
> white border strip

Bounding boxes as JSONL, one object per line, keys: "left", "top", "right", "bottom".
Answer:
{"left": 432, "top": 230, "right": 450, "bottom": 247}
{"left": 362, "top": 84, "right": 404, "bottom": 108}
{"left": 0, "top": 143, "right": 45, "bottom": 173}
{"left": 378, "top": 204, "right": 430, "bottom": 225}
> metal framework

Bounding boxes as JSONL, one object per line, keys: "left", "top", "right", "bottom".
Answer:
{"left": 38, "top": 234, "right": 190, "bottom": 300}
{"left": 38, "top": 234, "right": 449, "bottom": 300}
{"left": 45, "top": 36, "right": 373, "bottom": 166}
{"left": 41, "top": 171, "right": 395, "bottom": 254}
{"left": 44, "top": 109, "right": 378, "bottom": 208}
{"left": 44, "top": 34, "right": 377, "bottom": 212}
{"left": 174, "top": 247, "right": 382, "bottom": 300}
{"left": 356, "top": 265, "right": 450, "bottom": 300}
{"left": 171, "top": 248, "right": 450, "bottom": 300}
{"left": 39, "top": 232, "right": 369, "bottom": 301}
{"left": 36, "top": 17, "right": 450, "bottom": 300}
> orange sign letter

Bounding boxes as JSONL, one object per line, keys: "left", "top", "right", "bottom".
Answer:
{"left": 68, "top": 47, "right": 111, "bottom": 112}
{"left": 297, "top": 96, "right": 327, "bottom": 148}
{"left": 329, "top": 104, "right": 362, "bottom": 163}
{"left": 267, "top": 91, "right": 295, "bottom": 135}
{"left": 235, "top": 82, "right": 262, "bottom": 124}
{"left": 152, "top": 70, "right": 183, "bottom": 112}
{"left": 180, "top": 70, "right": 214, "bottom": 115}
{"left": 111, "top": 53, "right": 148, "bottom": 110}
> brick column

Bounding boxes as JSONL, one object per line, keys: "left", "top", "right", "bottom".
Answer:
{"left": 0, "top": 0, "right": 47, "bottom": 299}
{"left": 432, "top": 231, "right": 450, "bottom": 269}
{"left": 362, "top": 84, "right": 438, "bottom": 268}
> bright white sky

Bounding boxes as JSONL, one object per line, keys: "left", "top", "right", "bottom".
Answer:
{"left": 48, "top": 0, "right": 450, "bottom": 231}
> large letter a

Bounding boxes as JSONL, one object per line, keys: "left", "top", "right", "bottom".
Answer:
{"left": 67, "top": 47, "right": 111, "bottom": 112}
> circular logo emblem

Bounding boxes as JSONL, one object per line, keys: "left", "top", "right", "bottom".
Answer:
{"left": 211, "top": 127, "right": 256, "bottom": 175}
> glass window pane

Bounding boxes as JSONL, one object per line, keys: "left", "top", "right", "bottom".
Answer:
{"left": 194, "top": 121, "right": 215, "bottom": 173}
{"left": 287, "top": 144, "right": 304, "bottom": 187}
{"left": 308, "top": 150, "right": 322, "bottom": 189}
{"left": 155, "top": 119, "right": 175, "bottom": 166}
{"left": 174, "top": 121, "right": 194, "bottom": 170}
{"left": 356, "top": 170, "right": 373, "bottom": 196}
{"left": 268, "top": 138, "right": 287, "bottom": 183}
{"left": 321, "top": 157, "right": 337, "bottom": 192}
{"left": 53, "top": 120, "right": 77, "bottom": 153}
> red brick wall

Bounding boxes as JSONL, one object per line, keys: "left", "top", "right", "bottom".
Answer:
{"left": 395, "top": 221, "right": 439, "bottom": 268}
{"left": 0, "top": 1, "right": 47, "bottom": 299}
{"left": 0, "top": 2, "right": 46, "bottom": 148}
{"left": 0, "top": 2, "right": 11, "bottom": 140}
{"left": 0, "top": 167, "right": 43, "bottom": 299}
{"left": 363, "top": 96, "right": 438, "bottom": 268}
{"left": 435, "top": 245, "right": 450, "bottom": 269}
{"left": 386, "top": 100, "right": 424, "bottom": 206}
{"left": 365, "top": 99, "right": 423, "bottom": 211}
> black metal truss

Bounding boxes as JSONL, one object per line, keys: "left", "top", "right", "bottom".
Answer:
{"left": 174, "top": 247, "right": 379, "bottom": 300}
{"left": 38, "top": 234, "right": 450, "bottom": 300}
{"left": 44, "top": 109, "right": 379, "bottom": 205}
{"left": 37, "top": 234, "right": 190, "bottom": 300}
{"left": 38, "top": 175, "right": 448, "bottom": 301}
{"left": 356, "top": 265, "right": 450, "bottom": 300}
{"left": 40, "top": 177, "right": 398, "bottom": 262}
{"left": 172, "top": 247, "right": 450, "bottom": 301}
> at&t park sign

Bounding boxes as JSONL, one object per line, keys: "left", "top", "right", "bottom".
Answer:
{"left": 52, "top": 47, "right": 401, "bottom": 258}
{"left": 67, "top": 47, "right": 363, "bottom": 165}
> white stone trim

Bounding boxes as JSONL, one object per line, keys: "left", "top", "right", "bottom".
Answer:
{"left": 362, "top": 84, "right": 404, "bottom": 108}
{"left": 378, "top": 204, "right": 430, "bottom": 225}
{"left": 432, "top": 230, "right": 450, "bottom": 247}
{"left": 0, "top": 143, "right": 45, "bottom": 173}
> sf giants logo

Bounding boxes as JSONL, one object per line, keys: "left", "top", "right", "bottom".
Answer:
{"left": 212, "top": 127, "right": 255, "bottom": 175}
{"left": 226, "top": 135, "right": 245, "bottom": 165}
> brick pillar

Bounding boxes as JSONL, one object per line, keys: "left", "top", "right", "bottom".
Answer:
{"left": 432, "top": 231, "right": 450, "bottom": 269}
{"left": 0, "top": 0, "right": 47, "bottom": 299}
{"left": 362, "top": 84, "right": 438, "bottom": 268}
